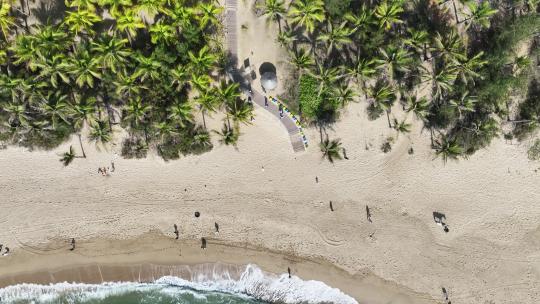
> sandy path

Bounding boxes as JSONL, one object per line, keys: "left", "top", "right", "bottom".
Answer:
{"left": 0, "top": 100, "right": 539, "bottom": 303}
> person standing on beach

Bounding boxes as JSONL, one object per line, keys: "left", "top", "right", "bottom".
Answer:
{"left": 287, "top": 267, "right": 291, "bottom": 278}
{"left": 69, "top": 238, "right": 75, "bottom": 251}
{"left": 174, "top": 224, "right": 179, "bottom": 239}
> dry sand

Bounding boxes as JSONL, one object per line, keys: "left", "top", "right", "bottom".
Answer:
{"left": 1, "top": 99, "right": 540, "bottom": 304}
{"left": 1, "top": 1, "right": 540, "bottom": 304}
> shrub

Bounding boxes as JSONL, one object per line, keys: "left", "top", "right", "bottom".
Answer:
{"left": 298, "top": 74, "right": 322, "bottom": 119}
{"left": 528, "top": 139, "right": 540, "bottom": 161}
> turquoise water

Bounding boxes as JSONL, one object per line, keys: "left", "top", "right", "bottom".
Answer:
{"left": 5, "top": 285, "right": 265, "bottom": 304}
{"left": 0, "top": 265, "right": 358, "bottom": 304}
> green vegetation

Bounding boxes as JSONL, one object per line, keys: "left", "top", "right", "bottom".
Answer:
{"left": 528, "top": 139, "right": 540, "bottom": 161}
{"left": 298, "top": 74, "right": 322, "bottom": 119}
{"left": 320, "top": 136, "right": 342, "bottom": 163}
{"left": 259, "top": 0, "right": 540, "bottom": 162}
{"left": 0, "top": 0, "right": 253, "bottom": 162}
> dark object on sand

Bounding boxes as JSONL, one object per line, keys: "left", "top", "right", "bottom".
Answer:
{"left": 174, "top": 224, "right": 179, "bottom": 239}
{"left": 366, "top": 205, "right": 372, "bottom": 223}
{"left": 433, "top": 212, "right": 449, "bottom": 232}
{"left": 264, "top": 96, "right": 269, "bottom": 107}
{"left": 201, "top": 237, "right": 207, "bottom": 249}
{"left": 0, "top": 244, "right": 2, "bottom": 252}
{"left": 329, "top": 201, "right": 334, "bottom": 212}
{"left": 442, "top": 287, "right": 451, "bottom": 303}
{"left": 287, "top": 267, "right": 291, "bottom": 278}
{"left": 195, "top": 211, "right": 200, "bottom": 218}
{"left": 215, "top": 222, "right": 219, "bottom": 232}
{"left": 343, "top": 148, "right": 349, "bottom": 160}
{"left": 3, "top": 247, "right": 9, "bottom": 255}
{"left": 315, "top": 176, "right": 318, "bottom": 183}
{"left": 69, "top": 238, "right": 75, "bottom": 251}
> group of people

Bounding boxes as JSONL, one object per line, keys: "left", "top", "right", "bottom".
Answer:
{"left": 0, "top": 244, "right": 10, "bottom": 256}
{"left": 97, "top": 161, "right": 115, "bottom": 176}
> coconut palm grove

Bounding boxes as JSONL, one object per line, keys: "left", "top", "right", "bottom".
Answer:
{"left": 0, "top": 0, "right": 539, "bottom": 163}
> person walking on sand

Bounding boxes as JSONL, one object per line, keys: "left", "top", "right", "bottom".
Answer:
{"left": 264, "top": 96, "right": 268, "bottom": 107}
{"left": 287, "top": 267, "right": 291, "bottom": 278}
{"left": 366, "top": 205, "right": 372, "bottom": 223}
{"left": 329, "top": 201, "right": 334, "bottom": 212}
{"left": 215, "top": 222, "right": 219, "bottom": 233}
{"left": 174, "top": 224, "right": 179, "bottom": 240}
{"left": 69, "top": 238, "right": 75, "bottom": 251}
{"left": 201, "top": 237, "right": 207, "bottom": 249}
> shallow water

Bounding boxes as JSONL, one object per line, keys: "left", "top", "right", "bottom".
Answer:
{"left": 0, "top": 265, "right": 358, "bottom": 304}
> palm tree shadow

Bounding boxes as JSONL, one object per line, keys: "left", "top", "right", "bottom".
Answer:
{"left": 31, "top": 0, "right": 67, "bottom": 25}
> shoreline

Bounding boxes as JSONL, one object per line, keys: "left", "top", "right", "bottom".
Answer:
{"left": 0, "top": 232, "right": 433, "bottom": 304}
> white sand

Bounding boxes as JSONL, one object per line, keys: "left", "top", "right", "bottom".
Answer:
{"left": 0, "top": 99, "right": 539, "bottom": 303}
{"left": 1, "top": 1, "right": 540, "bottom": 303}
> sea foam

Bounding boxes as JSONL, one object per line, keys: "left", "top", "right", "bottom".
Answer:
{"left": 0, "top": 264, "right": 358, "bottom": 304}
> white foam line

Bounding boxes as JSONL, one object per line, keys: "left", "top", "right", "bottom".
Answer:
{"left": 0, "top": 264, "right": 358, "bottom": 304}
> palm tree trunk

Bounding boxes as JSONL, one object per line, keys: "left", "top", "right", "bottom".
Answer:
{"left": 452, "top": 0, "right": 460, "bottom": 24}
{"left": 78, "top": 133, "right": 86, "bottom": 158}
{"left": 202, "top": 110, "right": 207, "bottom": 129}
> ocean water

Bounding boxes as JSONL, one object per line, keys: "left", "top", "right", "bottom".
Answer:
{"left": 0, "top": 265, "right": 358, "bottom": 304}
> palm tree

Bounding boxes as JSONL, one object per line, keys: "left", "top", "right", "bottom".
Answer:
{"left": 196, "top": 90, "right": 219, "bottom": 129}
{"left": 168, "top": 100, "right": 194, "bottom": 128}
{"left": 317, "top": 20, "right": 353, "bottom": 57}
{"left": 333, "top": 85, "right": 356, "bottom": 107}
{"left": 66, "top": 0, "right": 98, "bottom": 11}
{"left": 348, "top": 57, "right": 379, "bottom": 93}
{"left": 116, "top": 9, "right": 145, "bottom": 42}
{"left": 10, "top": 35, "right": 40, "bottom": 71}
{"left": 123, "top": 97, "right": 152, "bottom": 128}
{"left": 367, "top": 80, "right": 396, "bottom": 127}
{"left": 98, "top": 0, "right": 132, "bottom": 18}
{"left": 188, "top": 46, "right": 216, "bottom": 74}
{"left": 404, "top": 28, "right": 430, "bottom": 59}
{"left": 91, "top": 35, "right": 131, "bottom": 73}
{"left": 451, "top": 51, "right": 486, "bottom": 85}
{"left": 345, "top": 5, "right": 374, "bottom": 34}
{"left": 379, "top": 45, "right": 413, "bottom": 79}
{"left": 213, "top": 123, "right": 238, "bottom": 146}
{"left": 136, "top": 0, "right": 166, "bottom": 21}
{"left": 320, "top": 137, "right": 342, "bottom": 163}
{"left": 33, "top": 54, "right": 70, "bottom": 88}
{"left": 0, "top": 2, "right": 15, "bottom": 41}
{"left": 449, "top": 91, "right": 476, "bottom": 119}
{"left": 133, "top": 53, "right": 162, "bottom": 82}
{"left": 192, "top": 128, "right": 212, "bottom": 149}
{"left": 67, "top": 100, "right": 96, "bottom": 157}
{"left": 149, "top": 21, "right": 176, "bottom": 45}
{"left": 60, "top": 145, "right": 77, "bottom": 166}
{"left": 226, "top": 98, "right": 253, "bottom": 128}
{"left": 89, "top": 119, "right": 112, "bottom": 149}
{"left": 433, "top": 134, "right": 462, "bottom": 163}
{"left": 310, "top": 64, "right": 343, "bottom": 95}
{"left": 374, "top": 0, "right": 404, "bottom": 30}
{"left": 289, "top": 48, "right": 313, "bottom": 71}
{"left": 432, "top": 30, "right": 465, "bottom": 63}
{"left": 258, "top": 0, "right": 286, "bottom": 32}
{"left": 461, "top": 1, "right": 498, "bottom": 29}
{"left": 63, "top": 48, "right": 102, "bottom": 88}
{"left": 393, "top": 118, "right": 411, "bottom": 135}
{"left": 288, "top": 0, "right": 325, "bottom": 34}
{"left": 421, "top": 65, "right": 458, "bottom": 98}
{"left": 170, "top": 65, "right": 189, "bottom": 91}
{"left": 63, "top": 9, "right": 101, "bottom": 36}
{"left": 405, "top": 95, "right": 430, "bottom": 121}
{"left": 196, "top": 1, "right": 223, "bottom": 29}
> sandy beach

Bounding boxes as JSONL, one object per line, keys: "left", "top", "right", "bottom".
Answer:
{"left": 1, "top": 97, "right": 540, "bottom": 303}
{"left": 1, "top": 1, "right": 540, "bottom": 303}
